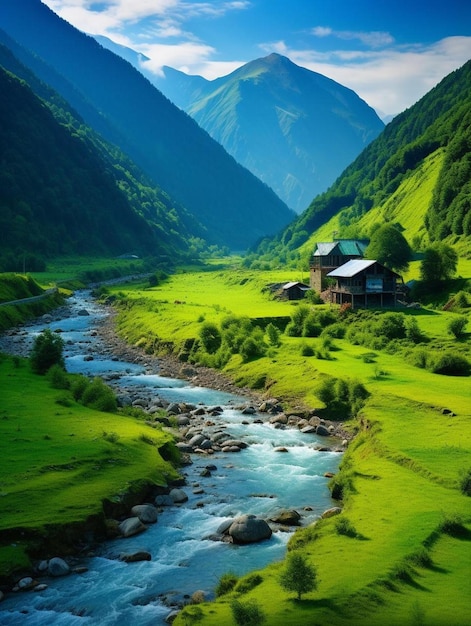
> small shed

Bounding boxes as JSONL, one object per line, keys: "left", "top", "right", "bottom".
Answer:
{"left": 282, "top": 282, "right": 311, "bottom": 301}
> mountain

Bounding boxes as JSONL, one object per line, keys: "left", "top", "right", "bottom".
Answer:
{"left": 249, "top": 60, "right": 471, "bottom": 266}
{"left": 0, "top": 0, "right": 294, "bottom": 250}
{"left": 105, "top": 49, "right": 384, "bottom": 214}
{"left": 0, "top": 40, "right": 206, "bottom": 270}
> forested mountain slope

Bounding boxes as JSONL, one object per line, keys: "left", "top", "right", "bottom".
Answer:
{"left": 250, "top": 60, "right": 471, "bottom": 266}
{"left": 0, "top": 45, "right": 205, "bottom": 270}
{"left": 0, "top": 0, "right": 294, "bottom": 250}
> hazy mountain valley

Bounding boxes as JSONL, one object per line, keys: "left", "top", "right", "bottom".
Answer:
{"left": 0, "top": 1, "right": 470, "bottom": 624}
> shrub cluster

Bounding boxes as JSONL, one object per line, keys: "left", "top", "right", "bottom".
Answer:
{"left": 71, "top": 375, "right": 117, "bottom": 412}
{"left": 316, "top": 375, "right": 369, "bottom": 419}
{"left": 196, "top": 315, "right": 268, "bottom": 367}
{"left": 406, "top": 347, "right": 470, "bottom": 376}
{"left": 285, "top": 305, "right": 337, "bottom": 338}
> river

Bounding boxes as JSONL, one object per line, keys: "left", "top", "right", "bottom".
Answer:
{"left": 0, "top": 291, "right": 341, "bottom": 625}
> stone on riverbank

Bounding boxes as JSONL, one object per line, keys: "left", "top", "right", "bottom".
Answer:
{"left": 131, "top": 504, "right": 158, "bottom": 524}
{"left": 118, "top": 517, "right": 147, "bottom": 537}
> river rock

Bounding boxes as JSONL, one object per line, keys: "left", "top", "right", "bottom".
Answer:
{"left": 270, "top": 414, "right": 287, "bottom": 425}
{"left": 167, "top": 403, "right": 181, "bottom": 415}
{"left": 316, "top": 424, "right": 331, "bottom": 437}
{"left": 321, "top": 506, "right": 343, "bottom": 519}
{"left": 269, "top": 509, "right": 301, "bottom": 525}
{"left": 155, "top": 494, "right": 174, "bottom": 507}
{"left": 220, "top": 439, "right": 247, "bottom": 449}
{"left": 176, "top": 442, "right": 193, "bottom": 453}
{"left": 17, "top": 576, "right": 35, "bottom": 590}
{"left": 48, "top": 557, "right": 71, "bottom": 577}
{"left": 170, "top": 488, "right": 188, "bottom": 503}
{"left": 300, "top": 425, "right": 316, "bottom": 434}
{"left": 119, "top": 551, "right": 152, "bottom": 563}
{"left": 119, "top": 517, "right": 147, "bottom": 537}
{"left": 34, "top": 584, "right": 48, "bottom": 592}
{"left": 77, "top": 309, "right": 90, "bottom": 316}
{"left": 228, "top": 515, "right": 272, "bottom": 544}
{"left": 131, "top": 504, "right": 158, "bottom": 524}
{"left": 188, "top": 434, "right": 206, "bottom": 447}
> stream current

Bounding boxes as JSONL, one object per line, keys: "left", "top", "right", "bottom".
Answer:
{"left": 0, "top": 291, "right": 340, "bottom": 625}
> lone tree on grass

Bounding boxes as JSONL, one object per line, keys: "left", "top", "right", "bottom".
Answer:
{"left": 365, "top": 223, "right": 412, "bottom": 272}
{"left": 279, "top": 551, "right": 318, "bottom": 600}
{"left": 30, "top": 328, "right": 65, "bottom": 374}
{"left": 420, "top": 242, "right": 458, "bottom": 283}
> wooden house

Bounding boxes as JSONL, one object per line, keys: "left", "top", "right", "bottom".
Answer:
{"left": 326, "top": 259, "right": 401, "bottom": 308}
{"left": 309, "top": 239, "right": 368, "bottom": 292}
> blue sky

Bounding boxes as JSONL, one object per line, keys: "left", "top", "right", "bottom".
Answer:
{"left": 42, "top": 0, "right": 471, "bottom": 116}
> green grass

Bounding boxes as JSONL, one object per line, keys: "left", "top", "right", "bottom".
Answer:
{"left": 0, "top": 354, "right": 179, "bottom": 577}
{"left": 19, "top": 256, "right": 148, "bottom": 289}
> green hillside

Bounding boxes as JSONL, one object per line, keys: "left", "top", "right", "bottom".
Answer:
{"left": 249, "top": 60, "right": 471, "bottom": 270}
{"left": 0, "top": 43, "right": 207, "bottom": 272}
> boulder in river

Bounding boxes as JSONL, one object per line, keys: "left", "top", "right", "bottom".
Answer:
{"left": 228, "top": 514, "right": 272, "bottom": 544}
{"left": 269, "top": 509, "right": 301, "bottom": 526}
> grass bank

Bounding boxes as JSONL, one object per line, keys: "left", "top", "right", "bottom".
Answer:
{"left": 0, "top": 354, "right": 179, "bottom": 581}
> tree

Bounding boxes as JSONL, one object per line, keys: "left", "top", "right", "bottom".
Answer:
{"left": 420, "top": 243, "right": 458, "bottom": 282}
{"left": 30, "top": 328, "right": 65, "bottom": 374}
{"left": 279, "top": 551, "right": 318, "bottom": 600}
{"left": 199, "top": 322, "right": 222, "bottom": 354}
{"left": 365, "top": 224, "right": 412, "bottom": 272}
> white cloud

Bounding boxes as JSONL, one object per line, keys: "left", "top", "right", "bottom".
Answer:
{"left": 311, "top": 25, "right": 395, "bottom": 48}
{"left": 259, "top": 36, "right": 471, "bottom": 116}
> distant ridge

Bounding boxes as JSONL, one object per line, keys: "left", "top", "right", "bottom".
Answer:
{"left": 126, "top": 52, "right": 384, "bottom": 213}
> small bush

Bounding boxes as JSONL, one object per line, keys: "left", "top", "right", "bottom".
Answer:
{"left": 301, "top": 343, "right": 315, "bottom": 357}
{"left": 231, "top": 599, "right": 266, "bottom": 626}
{"left": 235, "top": 573, "right": 263, "bottom": 593}
{"left": 215, "top": 571, "right": 238, "bottom": 597}
{"left": 321, "top": 322, "right": 346, "bottom": 339}
{"left": 30, "top": 328, "right": 65, "bottom": 374}
{"left": 71, "top": 375, "right": 91, "bottom": 401}
{"left": 47, "top": 364, "right": 70, "bottom": 389}
{"left": 265, "top": 323, "right": 281, "bottom": 347}
{"left": 335, "top": 516, "right": 358, "bottom": 538}
{"left": 428, "top": 352, "right": 470, "bottom": 376}
{"left": 447, "top": 316, "right": 468, "bottom": 339}
{"left": 81, "top": 378, "right": 118, "bottom": 412}
{"left": 102, "top": 431, "right": 120, "bottom": 444}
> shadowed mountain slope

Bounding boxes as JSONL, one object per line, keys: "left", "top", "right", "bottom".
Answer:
{"left": 0, "top": 0, "right": 294, "bottom": 250}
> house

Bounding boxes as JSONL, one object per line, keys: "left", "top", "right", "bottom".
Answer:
{"left": 326, "top": 259, "right": 402, "bottom": 308}
{"left": 309, "top": 239, "right": 369, "bottom": 292}
{"left": 282, "top": 281, "right": 311, "bottom": 300}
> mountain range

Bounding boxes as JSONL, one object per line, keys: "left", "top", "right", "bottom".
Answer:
{"left": 0, "top": 0, "right": 294, "bottom": 251}
{"left": 96, "top": 38, "right": 385, "bottom": 214}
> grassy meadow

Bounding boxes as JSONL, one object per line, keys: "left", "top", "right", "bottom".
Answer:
{"left": 102, "top": 267, "right": 471, "bottom": 626}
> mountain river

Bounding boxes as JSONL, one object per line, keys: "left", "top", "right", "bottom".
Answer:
{"left": 0, "top": 291, "right": 341, "bottom": 625}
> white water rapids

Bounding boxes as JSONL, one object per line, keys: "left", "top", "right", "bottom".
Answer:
{"left": 0, "top": 291, "right": 341, "bottom": 624}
